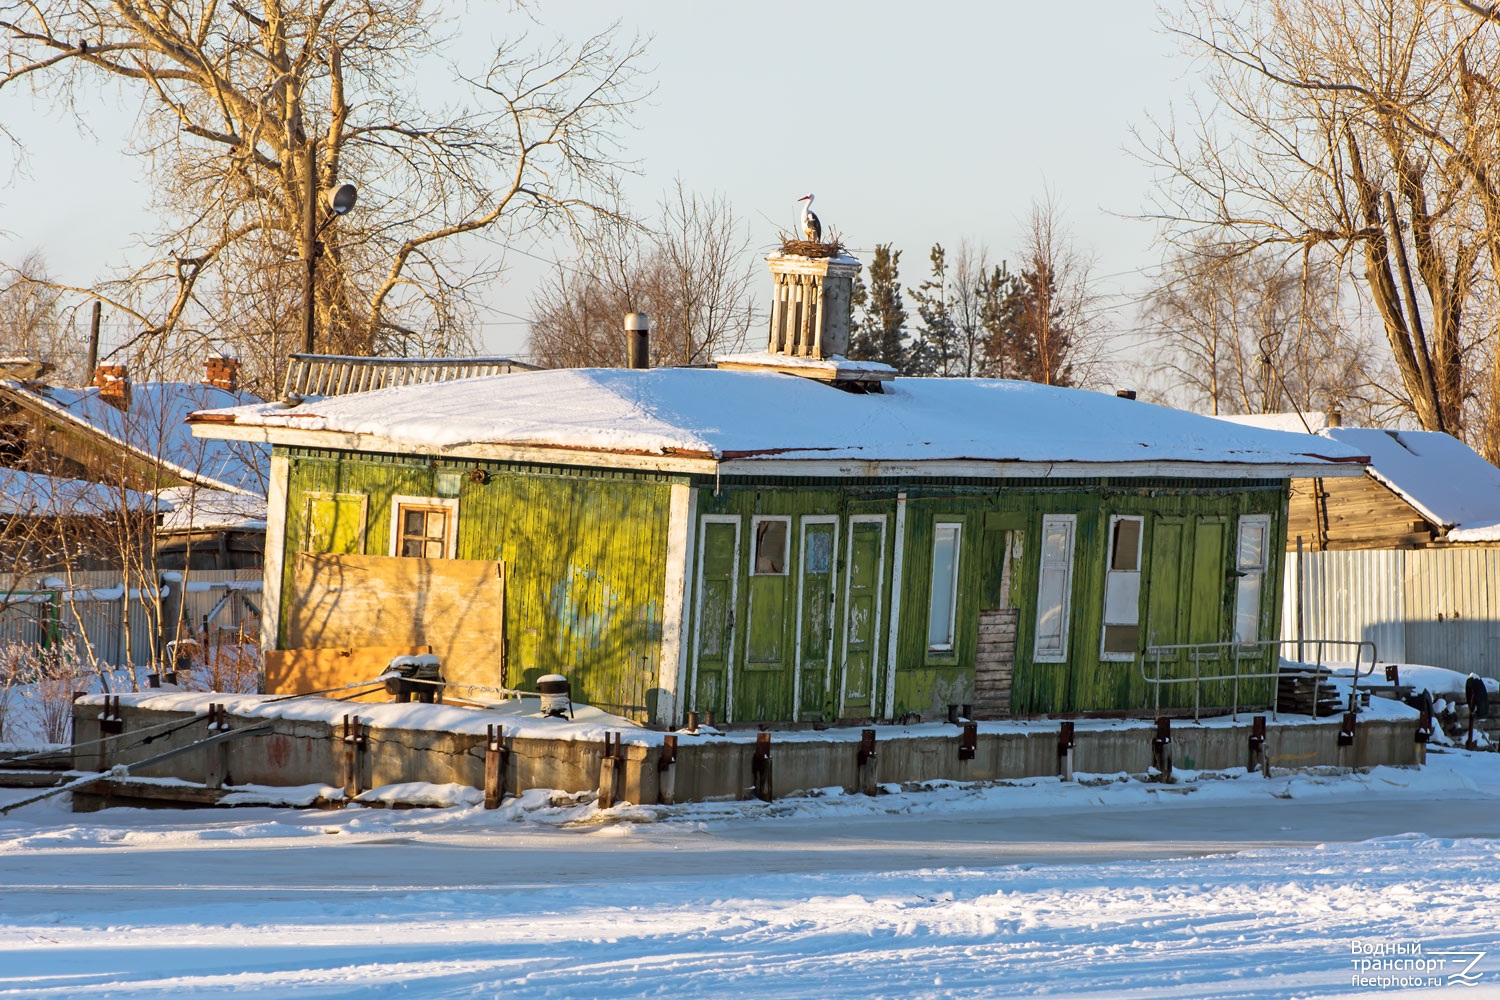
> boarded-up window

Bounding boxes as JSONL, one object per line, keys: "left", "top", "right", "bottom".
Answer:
{"left": 1234, "top": 515, "right": 1271, "bottom": 643}
{"left": 391, "top": 496, "right": 458, "bottom": 559}
{"left": 303, "top": 493, "right": 367, "bottom": 554}
{"left": 927, "top": 521, "right": 962, "bottom": 650}
{"left": 1034, "top": 514, "right": 1076, "bottom": 662}
{"left": 1101, "top": 515, "right": 1143, "bottom": 659}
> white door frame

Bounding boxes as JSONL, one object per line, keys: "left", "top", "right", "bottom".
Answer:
{"left": 838, "top": 514, "right": 888, "bottom": 711}
{"left": 688, "top": 514, "right": 741, "bottom": 716}
{"left": 794, "top": 514, "right": 841, "bottom": 718}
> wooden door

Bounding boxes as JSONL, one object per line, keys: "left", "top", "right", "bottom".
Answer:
{"left": 974, "top": 524, "right": 1023, "bottom": 717}
{"left": 690, "top": 517, "right": 739, "bottom": 720}
{"left": 839, "top": 516, "right": 886, "bottom": 719}
{"left": 795, "top": 517, "right": 840, "bottom": 721}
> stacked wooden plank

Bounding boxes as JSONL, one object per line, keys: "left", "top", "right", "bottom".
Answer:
{"left": 972, "top": 608, "right": 1018, "bottom": 718}
{"left": 1277, "top": 673, "right": 1342, "bottom": 717}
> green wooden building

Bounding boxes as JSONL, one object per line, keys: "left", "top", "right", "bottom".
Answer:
{"left": 190, "top": 374, "right": 1368, "bottom": 728}
{"left": 189, "top": 255, "right": 1366, "bottom": 728}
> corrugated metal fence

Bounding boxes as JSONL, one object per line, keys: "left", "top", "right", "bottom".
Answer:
{"left": 1283, "top": 548, "right": 1500, "bottom": 680}
{"left": 0, "top": 569, "right": 260, "bottom": 668}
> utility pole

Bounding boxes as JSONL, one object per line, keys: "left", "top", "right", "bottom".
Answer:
{"left": 300, "top": 139, "right": 318, "bottom": 355}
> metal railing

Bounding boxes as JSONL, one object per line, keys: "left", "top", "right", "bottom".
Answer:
{"left": 1140, "top": 638, "right": 1379, "bottom": 722}
{"left": 282, "top": 353, "right": 539, "bottom": 398}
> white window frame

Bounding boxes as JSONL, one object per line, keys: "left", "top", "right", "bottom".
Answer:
{"left": 1100, "top": 514, "right": 1145, "bottom": 662}
{"left": 926, "top": 520, "right": 963, "bottom": 652}
{"left": 1233, "top": 514, "right": 1272, "bottom": 644}
{"left": 750, "top": 515, "right": 792, "bottom": 576}
{"left": 389, "top": 495, "right": 460, "bottom": 559}
{"left": 1033, "top": 514, "right": 1076, "bottom": 663}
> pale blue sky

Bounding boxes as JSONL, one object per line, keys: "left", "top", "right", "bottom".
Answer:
{"left": 0, "top": 3, "right": 1187, "bottom": 375}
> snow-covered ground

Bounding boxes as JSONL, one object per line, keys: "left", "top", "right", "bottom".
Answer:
{"left": 3, "top": 751, "right": 1500, "bottom": 999}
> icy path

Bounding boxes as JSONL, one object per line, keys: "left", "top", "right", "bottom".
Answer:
{"left": 1, "top": 756, "right": 1499, "bottom": 999}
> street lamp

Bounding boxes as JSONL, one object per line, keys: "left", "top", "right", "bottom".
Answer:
{"left": 299, "top": 139, "right": 358, "bottom": 355}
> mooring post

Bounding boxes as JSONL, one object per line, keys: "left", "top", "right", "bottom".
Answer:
{"left": 1415, "top": 708, "right": 1434, "bottom": 767}
{"left": 1058, "top": 721, "right": 1076, "bottom": 781}
{"left": 856, "top": 728, "right": 878, "bottom": 795}
{"left": 658, "top": 734, "right": 678, "bottom": 805}
{"left": 1151, "top": 717, "right": 1172, "bottom": 782}
{"left": 339, "top": 714, "right": 366, "bottom": 799}
{"left": 1248, "top": 715, "right": 1268, "bottom": 778}
{"left": 205, "top": 703, "right": 229, "bottom": 790}
{"left": 958, "top": 722, "right": 978, "bottom": 762}
{"left": 598, "top": 732, "right": 621, "bottom": 810}
{"left": 483, "top": 724, "right": 507, "bottom": 809}
{"left": 1338, "top": 711, "right": 1358, "bottom": 768}
{"left": 751, "top": 732, "right": 773, "bottom": 802}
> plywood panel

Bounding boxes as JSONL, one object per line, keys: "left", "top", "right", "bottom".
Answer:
{"left": 264, "top": 644, "right": 432, "bottom": 696}
{"left": 288, "top": 553, "right": 504, "bottom": 694}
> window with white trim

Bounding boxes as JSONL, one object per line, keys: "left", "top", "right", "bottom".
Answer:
{"left": 751, "top": 516, "right": 791, "bottom": 575}
{"left": 390, "top": 496, "right": 459, "bottom": 559}
{"left": 1100, "top": 515, "right": 1144, "bottom": 660}
{"left": 1034, "top": 514, "right": 1076, "bottom": 662}
{"left": 1233, "top": 514, "right": 1271, "bottom": 643}
{"left": 927, "top": 521, "right": 963, "bottom": 651}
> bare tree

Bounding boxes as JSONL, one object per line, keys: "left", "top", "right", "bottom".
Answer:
{"left": 1145, "top": 0, "right": 1500, "bottom": 456}
{"left": 0, "top": 253, "right": 86, "bottom": 382}
{"left": 988, "top": 200, "right": 1099, "bottom": 387}
{"left": 527, "top": 181, "right": 755, "bottom": 367}
{"left": 1142, "top": 241, "right": 1380, "bottom": 419}
{"left": 0, "top": 3, "right": 646, "bottom": 393}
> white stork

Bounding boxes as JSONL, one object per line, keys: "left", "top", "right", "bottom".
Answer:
{"left": 797, "top": 193, "right": 822, "bottom": 242}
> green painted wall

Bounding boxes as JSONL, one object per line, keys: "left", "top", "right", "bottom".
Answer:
{"left": 279, "top": 449, "right": 1292, "bottom": 727}
{"left": 280, "top": 449, "right": 677, "bottom": 722}
{"left": 685, "top": 476, "right": 1289, "bottom": 724}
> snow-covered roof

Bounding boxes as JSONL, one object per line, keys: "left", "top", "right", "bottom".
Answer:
{"left": 155, "top": 486, "right": 268, "bottom": 534}
{"left": 1322, "top": 427, "right": 1500, "bottom": 539}
{"left": 190, "top": 368, "right": 1366, "bottom": 479}
{"left": 0, "top": 468, "right": 160, "bottom": 517}
{"left": 0, "top": 380, "right": 269, "bottom": 496}
{"left": 1219, "top": 414, "right": 1500, "bottom": 539}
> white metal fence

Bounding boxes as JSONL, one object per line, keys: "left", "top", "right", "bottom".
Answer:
{"left": 0, "top": 569, "right": 260, "bottom": 669}
{"left": 1283, "top": 547, "right": 1500, "bottom": 680}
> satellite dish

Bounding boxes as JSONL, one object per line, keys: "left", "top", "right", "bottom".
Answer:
{"left": 327, "top": 183, "right": 358, "bottom": 215}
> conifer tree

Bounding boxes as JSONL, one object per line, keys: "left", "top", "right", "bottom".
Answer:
{"left": 850, "top": 244, "right": 908, "bottom": 368}
{"left": 908, "top": 245, "right": 957, "bottom": 376}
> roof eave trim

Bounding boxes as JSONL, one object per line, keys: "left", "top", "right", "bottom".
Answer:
{"left": 191, "top": 421, "right": 1366, "bottom": 481}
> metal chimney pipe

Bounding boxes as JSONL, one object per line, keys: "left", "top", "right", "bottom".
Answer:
{"left": 625, "top": 312, "right": 649, "bottom": 369}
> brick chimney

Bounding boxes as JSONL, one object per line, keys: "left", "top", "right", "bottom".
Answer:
{"left": 204, "top": 354, "right": 239, "bottom": 392}
{"left": 92, "top": 364, "right": 131, "bottom": 411}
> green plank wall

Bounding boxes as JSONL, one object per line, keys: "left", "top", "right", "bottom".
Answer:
{"left": 690, "top": 476, "right": 1289, "bottom": 723}
{"left": 281, "top": 448, "right": 677, "bottom": 722}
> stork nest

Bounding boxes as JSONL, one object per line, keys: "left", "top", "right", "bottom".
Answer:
{"left": 778, "top": 230, "right": 846, "bottom": 259}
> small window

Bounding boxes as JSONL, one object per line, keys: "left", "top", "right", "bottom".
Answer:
{"left": 1034, "top": 514, "right": 1076, "bottom": 662}
{"left": 927, "top": 522, "right": 963, "bottom": 651}
{"left": 752, "top": 516, "right": 790, "bottom": 575}
{"left": 1101, "top": 515, "right": 1145, "bottom": 660}
{"left": 390, "top": 496, "right": 458, "bottom": 559}
{"left": 1234, "top": 515, "right": 1271, "bottom": 643}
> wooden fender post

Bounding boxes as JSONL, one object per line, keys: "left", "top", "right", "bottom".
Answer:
{"left": 483, "top": 725, "right": 507, "bottom": 809}
{"left": 338, "top": 715, "right": 366, "bottom": 799}
{"left": 1247, "top": 715, "right": 1269, "bottom": 778}
{"left": 856, "top": 729, "right": 878, "bottom": 795}
{"left": 658, "top": 735, "right": 678, "bottom": 806}
{"left": 598, "top": 732, "right": 622, "bottom": 810}
{"left": 751, "top": 732, "right": 773, "bottom": 802}
{"left": 1058, "top": 721, "right": 1076, "bottom": 782}
{"left": 1151, "top": 718, "right": 1172, "bottom": 782}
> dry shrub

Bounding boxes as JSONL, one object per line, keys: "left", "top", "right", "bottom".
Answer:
{"left": 179, "top": 641, "right": 261, "bottom": 694}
